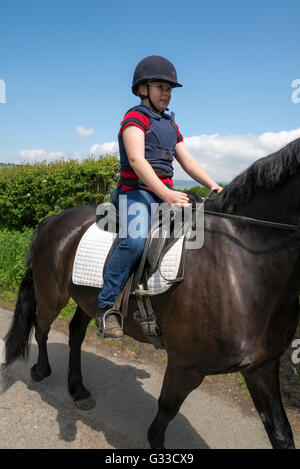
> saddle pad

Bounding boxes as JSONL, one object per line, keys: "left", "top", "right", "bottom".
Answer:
{"left": 72, "top": 223, "right": 184, "bottom": 295}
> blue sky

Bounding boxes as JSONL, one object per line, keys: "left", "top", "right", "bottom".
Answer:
{"left": 1, "top": 0, "right": 300, "bottom": 181}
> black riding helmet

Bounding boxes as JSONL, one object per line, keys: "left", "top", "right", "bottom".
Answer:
{"left": 132, "top": 56, "right": 182, "bottom": 112}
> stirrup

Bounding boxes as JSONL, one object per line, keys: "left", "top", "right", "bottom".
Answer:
{"left": 133, "top": 311, "right": 161, "bottom": 337}
{"left": 100, "top": 308, "right": 124, "bottom": 338}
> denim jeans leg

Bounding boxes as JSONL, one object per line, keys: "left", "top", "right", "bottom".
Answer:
{"left": 98, "top": 189, "right": 162, "bottom": 309}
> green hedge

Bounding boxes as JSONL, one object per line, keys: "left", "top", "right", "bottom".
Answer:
{"left": 183, "top": 185, "right": 226, "bottom": 197}
{"left": 182, "top": 185, "right": 211, "bottom": 197}
{"left": 0, "top": 156, "right": 120, "bottom": 229}
{"left": 0, "top": 227, "right": 34, "bottom": 292}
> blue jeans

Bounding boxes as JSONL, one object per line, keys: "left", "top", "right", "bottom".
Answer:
{"left": 98, "top": 187, "right": 163, "bottom": 309}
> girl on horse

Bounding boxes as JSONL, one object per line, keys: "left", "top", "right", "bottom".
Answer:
{"left": 96, "top": 55, "right": 223, "bottom": 337}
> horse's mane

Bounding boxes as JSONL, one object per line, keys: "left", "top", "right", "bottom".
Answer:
{"left": 211, "top": 137, "right": 300, "bottom": 212}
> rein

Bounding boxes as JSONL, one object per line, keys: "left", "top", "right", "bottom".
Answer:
{"left": 203, "top": 209, "right": 300, "bottom": 232}
{"left": 190, "top": 190, "right": 300, "bottom": 233}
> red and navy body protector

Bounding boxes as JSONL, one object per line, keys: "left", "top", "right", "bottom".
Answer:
{"left": 117, "top": 104, "right": 183, "bottom": 192}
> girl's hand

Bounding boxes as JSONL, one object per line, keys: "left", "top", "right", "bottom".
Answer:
{"left": 211, "top": 184, "right": 223, "bottom": 194}
{"left": 164, "top": 190, "right": 190, "bottom": 207}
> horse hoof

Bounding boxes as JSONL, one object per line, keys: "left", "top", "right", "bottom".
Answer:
{"left": 30, "top": 372, "right": 44, "bottom": 384}
{"left": 30, "top": 365, "right": 51, "bottom": 383}
{"left": 74, "top": 396, "right": 96, "bottom": 410}
{"left": 29, "top": 374, "right": 37, "bottom": 384}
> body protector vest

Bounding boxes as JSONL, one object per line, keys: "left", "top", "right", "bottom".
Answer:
{"left": 118, "top": 105, "right": 179, "bottom": 189}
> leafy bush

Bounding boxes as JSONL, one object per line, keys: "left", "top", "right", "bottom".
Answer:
{"left": 0, "top": 156, "right": 120, "bottom": 229}
{"left": 0, "top": 227, "right": 34, "bottom": 292}
{"left": 182, "top": 185, "right": 225, "bottom": 198}
{"left": 182, "top": 185, "right": 210, "bottom": 197}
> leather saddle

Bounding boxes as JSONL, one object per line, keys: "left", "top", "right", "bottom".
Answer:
{"left": 97, "top": 189, "right": 193, "bottom": 285}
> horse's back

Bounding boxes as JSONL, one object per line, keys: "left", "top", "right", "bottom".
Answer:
{"left": 32, "top": 205, "right": 97, "bottom": 309}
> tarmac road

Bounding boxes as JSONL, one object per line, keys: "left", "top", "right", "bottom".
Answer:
{"left": 0, "top": 306, "right": 298, "bottom": 450}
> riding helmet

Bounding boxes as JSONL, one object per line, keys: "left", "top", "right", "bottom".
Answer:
{"left": 132, "top": 55, "right": 182, "bottom": 96}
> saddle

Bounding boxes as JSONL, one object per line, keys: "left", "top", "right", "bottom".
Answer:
{"left": 97, "top": 189, "right": 196, "bottom": 348}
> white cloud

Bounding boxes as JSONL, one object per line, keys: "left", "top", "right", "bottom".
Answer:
{"left": 17, "top": 127, "right": 300, "bottom": 183}
{"left": 19, "top": 149, "right": 67, "bottom": 162}
{"left": 173, "top": 127, "right": 300, "bottom": 182}
{"left": 76, "top": 126, "right": 95, "bottom": 138}
{"left": 90, "top": 142, "right": 119, "bottom": 155}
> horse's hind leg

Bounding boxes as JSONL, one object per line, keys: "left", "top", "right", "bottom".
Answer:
{"left": 30, "top": 313, "right": 53, "bottom": 383}
{"left": 242, "top": 358, "right": 295, "bottom": 449}
{"left": 148, "top": 359, "right": 204, "bottom": 449}
{"left": 68, "top": 306, "right": 95, "bottom": 410}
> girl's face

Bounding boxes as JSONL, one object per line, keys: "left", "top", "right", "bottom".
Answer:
{"left": 139, "top": 81, "right": 172, "bottom": 112}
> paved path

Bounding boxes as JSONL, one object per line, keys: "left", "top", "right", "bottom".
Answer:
{"left": 0, "top": 306, "right": 297, "bottom": 449}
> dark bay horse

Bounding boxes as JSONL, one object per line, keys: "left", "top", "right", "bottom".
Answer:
{"left": 4, "top": 138, "right": 300, "bottom": 449}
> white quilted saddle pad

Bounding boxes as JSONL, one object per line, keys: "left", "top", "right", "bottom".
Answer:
{"left": 72, "top": 223, "right": 184, "bottom": 295}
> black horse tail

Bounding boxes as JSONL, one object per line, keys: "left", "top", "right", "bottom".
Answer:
{"left": 3, "top": 241, "right": 37, "bottom": 368}
{"left": 3, "top": 217, "right": 51, "bottom": 368}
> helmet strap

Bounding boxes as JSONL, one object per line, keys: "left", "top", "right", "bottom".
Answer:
{"left": 146, "top": 82, "right": 161, "bottom": 113}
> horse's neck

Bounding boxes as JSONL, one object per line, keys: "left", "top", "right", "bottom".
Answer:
{"left": 204, "top": 174, "right": 300, "bottom": 297}
{"left": 232, "top": 173, "right": 300, "bottom": 226}
{"left": 207, "top": 174, "right": 300, "bottom": 290}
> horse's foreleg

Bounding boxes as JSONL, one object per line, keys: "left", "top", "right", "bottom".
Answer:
{"left": 148, "top": 360, "right": 204, "bottom": 449}
{"left": 68, "top": 306, "right": 95, "bottom": 410}
{"left": 242, "top": 358, "right": 295, "bottom": 449}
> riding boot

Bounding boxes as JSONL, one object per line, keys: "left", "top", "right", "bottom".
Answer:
{"left": 95, "top": 306, "right": 124, "bottom": 338}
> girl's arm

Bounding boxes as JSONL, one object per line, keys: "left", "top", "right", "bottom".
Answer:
{"left": 174, "top": 141, "right": 223, "bottom": 192}
{"left": 122, "top": 125, "right": 189, "bottom": 206}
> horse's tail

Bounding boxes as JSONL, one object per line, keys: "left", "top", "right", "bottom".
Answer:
{"left": 3, "top": 218, "right": 50, "bottom": 368}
